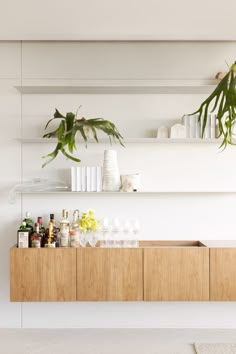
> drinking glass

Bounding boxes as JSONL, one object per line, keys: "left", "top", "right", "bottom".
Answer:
{"left": 79, "top": 232, "right": 88, "bottom": 247}
{"left": 123, "top": 219, "right": 132, "bottom": 248}
{"left": 111, "top": 217, "right": 121, "bottom": 247}
{"left": 87, "top": 231, "right": 98, "bottom": 247}
{"left": 96, "top": 221, "right": 104, "bottom": 247}
{"left": 131, "top": 218, "right": 140, "bottom": 248}
{"left": 100, "top": 217, "right": 110, "bottom": 248}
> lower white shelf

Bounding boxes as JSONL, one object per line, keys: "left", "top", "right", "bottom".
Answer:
{"left": 21, "top": 190, "right": 236, "bottom": 194}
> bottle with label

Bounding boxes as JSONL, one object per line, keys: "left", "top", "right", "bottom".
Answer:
{"left": 23, "top": 211, "right": 34, "bottom": 235}
{"left": 70, "top": 209, "right": 80, "bottom": 247}
{"left": 51, "top": 214, "right": 60, "bottom": 247}
{"left": 37, "top": 217, "right": 46, "bottom": 246}
{"left": 44, "top": 214, "right": 57, "bottom": 248}
{"left": 30, "top": 223, "right": 42, "bottom": 248}
{"left": 37, "top": 217, "right": 45, "bottom": 234}
{"left": 17, "top": 221, "right": 30, "bottom": 248}
{"left": 59, "top": 209, "right": 70, "bottom": 247}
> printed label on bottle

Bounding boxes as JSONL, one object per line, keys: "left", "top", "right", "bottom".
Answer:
{"left": 60, "top": 232, "right": 69, "bottom": 247}
{"left": 18, "top": 231, "right": 29, "bottom": 248}
{"left": 32, "top": 239, "right": 41, "bottom": 248}
{"left": 70, "top": 233, "right": 80, "bottom": 248}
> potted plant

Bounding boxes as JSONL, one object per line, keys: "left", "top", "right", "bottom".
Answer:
{"left": 42, "top": 108, "right": 124, "bottom": 167}
{"left": 191, "top": 62, "right": 236, "bottom": 148}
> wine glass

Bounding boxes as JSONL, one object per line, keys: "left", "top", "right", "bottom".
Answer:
{"left": 123, "top": 219, "right": 132, "bottom": 248}
{"left": 100, "top": 217, "right": 110, "bottom": 248}
{"left": 111, "top": 218, "right": 121, "bottom": 248}
{"left": 131, "top": 218, "right": 140, "bottom": 248}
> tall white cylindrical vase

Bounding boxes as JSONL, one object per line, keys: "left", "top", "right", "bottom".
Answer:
{"left": 102, "top": 150, "right": 121, "bottom": 191}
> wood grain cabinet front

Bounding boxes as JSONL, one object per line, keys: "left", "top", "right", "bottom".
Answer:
{"left": 210, "top": 248, "right": 236, "bottom": 301}
{"left": 10, "top": 242, "right": 213, "bottom": 302}
{"left": 143, "top": 242, "right": 209, "bottom": 301}
{"left": 77, "top": 248, "right": 143, "bottom": 301}
{"left": 10, "top": 247, "right": 76, "bottom": 302}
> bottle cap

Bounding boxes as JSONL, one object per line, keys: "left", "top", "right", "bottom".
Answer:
{"left": 50, "top": 214, "right": 54, "bottom": 219}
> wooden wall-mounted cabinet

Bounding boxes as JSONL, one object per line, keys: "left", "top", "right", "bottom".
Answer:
{"left": 77, "top": 248, "right": 143, "bottom": 301}
{"left": 210, "top": 248, "right": 236, "bottom": 301}
{"left": 143, "top": 241, "right": 209, "bottom": 301}
{"left": 10, "top": 247, "right": 76, "bottom": 302}
{"left": 10, "top": 246, "right": 143, "bottom": 302}
{"left": 11, "top": 242, "right": 236, "bottom": 302}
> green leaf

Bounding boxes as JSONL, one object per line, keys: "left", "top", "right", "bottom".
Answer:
{"left": 54, "top": 109, "right": 66, "bottom": 118}
{"left": 190, "top": 64, "right": 236, "bottom": 148}
{"left": 61, "top": 148, "right": 81, "bottom": 163}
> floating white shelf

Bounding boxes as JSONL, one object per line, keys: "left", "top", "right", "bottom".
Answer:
{"left": 19, "top": 137, "right": 221, "bottom": 144}
{"left": 15, "top": 79, "right": 217, "bottom": 95}
{"left": 21, "top": 190, "right": 236, "bottom": 194}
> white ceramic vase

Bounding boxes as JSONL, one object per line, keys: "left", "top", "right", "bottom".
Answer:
{"left": 102, "top": 150, "right": 121, "bottom": 191}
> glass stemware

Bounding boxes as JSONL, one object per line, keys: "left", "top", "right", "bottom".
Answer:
{"left": 131, "top": 218, "right": 140, "bottom": 248}
{"left": 111, "top": 218, "right": 121, "bottom": 247}
{"left": 100, "top": 217, "right": 110, "bottom": 247}
{"left": 123, "top": 220, "right": 132, "bottom": 248}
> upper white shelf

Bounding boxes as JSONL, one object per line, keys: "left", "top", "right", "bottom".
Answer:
{"left": 15, "top": 79, "right": 217, "bottom": 95}
{"left": 20, "top": 137, "right": 221, "bottom": 144}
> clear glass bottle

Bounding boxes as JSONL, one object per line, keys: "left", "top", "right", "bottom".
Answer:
{"left": 59, "top": 209, "right": 70, "bottom": 247}
{"left": 17, "top": 221, "right": 30, "bottom": 248}
{"left": 70, "top": 210, "right": 80, "bottom": 247}
{"left": 30, "top": 223, "right": 42, "bottom": 248}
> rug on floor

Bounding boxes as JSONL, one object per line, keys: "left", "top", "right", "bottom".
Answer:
{"left": 194, "top": 343, "right": 236, "bottom": 354}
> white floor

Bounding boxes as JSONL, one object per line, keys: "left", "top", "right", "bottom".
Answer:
{"left": 0, "top": 329, "right": 236, "bottom": 354}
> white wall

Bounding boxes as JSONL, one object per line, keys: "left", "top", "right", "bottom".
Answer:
{"left": 0, "top": 0, "right": 236, "bottom": 40}
{"left": 2, "top": 41, "right": 236, "bottom": 328}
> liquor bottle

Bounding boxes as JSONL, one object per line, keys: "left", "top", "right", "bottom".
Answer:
{"left": 23, "top": 211, "right": 34, "bottom": 235}
{"left": 59, "top": 209, "right": 70, "bottom": 247}
{"left": 45, "top": 214, "right": 57, "bottom": 248}
{"left": 37, "top": 216, "right": 46, "bottom": 246}
{"left": 51, "top": 214, "right": 60, "bottom": 247}
{"left": 30, "top": 223, "right": 42, "bottom": 248}
{"left": 70, "top": 209, "right": 80, "bottom": 247}
{"left": 37, "top": 217, "right": 45, "bottom": 234}
{"left": 17, "top": 221, "right": 30, "bottom": 248}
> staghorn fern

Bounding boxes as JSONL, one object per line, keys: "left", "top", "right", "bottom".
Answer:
{"left": 42, "top": 109, "right": 124, "bottom": 167}
{"left": 191, "top": 62, "right": 236, "bottom": 148}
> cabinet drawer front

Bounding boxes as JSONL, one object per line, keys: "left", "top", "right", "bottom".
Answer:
{"left": 210, "top": 248, "right": 236, "bottom": 301}
{"left": 77, "top": 248, "right": 143, "bottom": 301}
{"left": 144, "top": 248, "right": 209, "bottom": 301}
{"left": 10, "top": 248, "right": 76, "bottom": 302}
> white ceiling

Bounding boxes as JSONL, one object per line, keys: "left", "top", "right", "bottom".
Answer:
{"left": 0, "top": 0, "right": 236, "bottom": 40}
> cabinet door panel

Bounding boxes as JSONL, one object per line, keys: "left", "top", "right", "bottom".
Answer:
{"left": 144, "top": 248, "right": 209, "bottom": 301}
{"left": 77, "top": 248, "right": 143, "bottom": 301}
{"left": 10, "top": 248, "right": 76, "bottom": 302}
{"left": 210, "top": 248, "right": 236, "bottom": 301}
